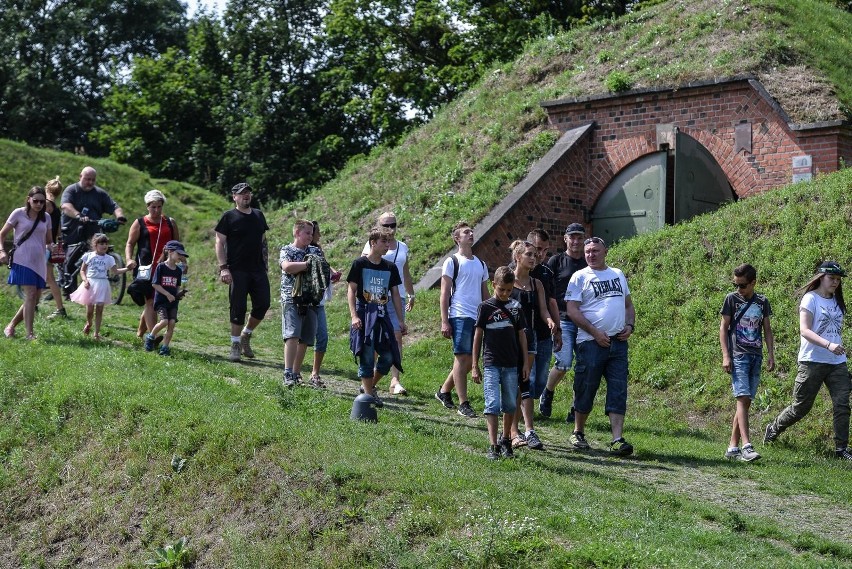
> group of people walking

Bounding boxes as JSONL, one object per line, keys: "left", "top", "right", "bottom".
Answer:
{"left": 3, "top": 172, "right": 850, "bottom": 463}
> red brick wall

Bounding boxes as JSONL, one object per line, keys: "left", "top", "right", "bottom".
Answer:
{"left": 468, "top": 79, "right": 851, "bottom": 270}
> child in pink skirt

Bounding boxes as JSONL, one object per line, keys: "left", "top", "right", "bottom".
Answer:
{"left": 69, "top": 233, "right": 128, "bottom": 339}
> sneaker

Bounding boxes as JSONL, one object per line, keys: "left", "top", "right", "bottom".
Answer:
{"left": 764, "top": 422, "right": 779, "bottom": 444}
{"left": 486, "top": 445, "right": 500, "bottom": 461}
{"left": 144, "top": 333, "right": 155, "bottom": 352}
{"left": 293, "top": 373, "right": 303, "bottom": 387}
{"left": 240, "top": 333, "right": 255, "bottom": 358}
{"left": 836, "top": 447, "right": 852, "bottom": 461}
{"left": 566, "top": 406, "right": 576, "bottom": 424}
{"left": 283, "top": 371, "right": 296, "bottom": 388}
{"left": 724, "top": 447, "right": 741, "bottom": 460}
{"left": 309, "top": 374, "right": 326, "bottom": 389}
{"left": 158, "top": 345, "right": 171, "bottom": 357}
{"left": 539, "top": 389, "right": 554, "bottom": 418}
{"left": 499, "top": 437, "right": 515, "bottom": 459}
{"left": 457, "top": 401, "right": 477, "bottom": 418}
{"left": 609, "top": 437, "right": 634, "bottom": 456}
{"left": 570, "top": 431, "right": 590, "bottom": 450}
{"left": 512, "top": 433, "right": 527, "bottom": 448}
{"left": 435, "top": 390, "right": 456, "bottom": 409}
{"left": 372, "top": 394, "right": 384, "bottom": 408}
{"left": 46, "top": 307, "right": 67, "bottom": 319}
{"left": 228, "top": 341, "right": 242, "bottom": 362}
{"left": 740, "top": 444, "right": 760, "bottom": 462}
{"left": 526, "top": 430, "right": 544, "bottom": 450}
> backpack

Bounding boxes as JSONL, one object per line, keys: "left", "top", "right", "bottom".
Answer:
{"left": 450, "top": 253, "right": 488, "bottom": 298}
{"left": 292, "top": 253, "right": 331, "bottom": 307}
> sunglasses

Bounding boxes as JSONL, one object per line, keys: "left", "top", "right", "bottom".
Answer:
{"left": 381, "top": 222, "right": 397, "bottom": 229}
{"left": 31, "top": 199, "right": 45, "bottom": 203}
{"left": 584, "top": 237, "right": 606, "bottom": 246}
{"left": 733, "top": 282, "right": 751, "bottom": 289}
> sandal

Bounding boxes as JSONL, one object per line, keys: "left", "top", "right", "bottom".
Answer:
{"left": 25, "top": 334, "right": 37, "bottom": 341}
{"left": 83, "top": 323, "right": 91, "bottom": 335}
{"left": 390, "top": 383, "right": 408, "bottom": 396}
{"left": 3, "top": 325, "right": 14, "bottom": 338}
{"left": 309, "top": 374, "right": 327, "bottom": 389}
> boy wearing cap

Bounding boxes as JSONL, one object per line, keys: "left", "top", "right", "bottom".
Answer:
{"left": 719, "top": 263, "right": 775, "bottom": 462}
{"left": 215, "top": 183, "right": 271, "bottom": 362}
{"left": 145, "top": 240, "right": 189, "bottom": 356}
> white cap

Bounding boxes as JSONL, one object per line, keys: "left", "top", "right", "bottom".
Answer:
{"left": 144, "top": 189, "right": 166, "bottom": 205}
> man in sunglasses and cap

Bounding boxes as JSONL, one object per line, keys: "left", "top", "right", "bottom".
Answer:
{"left": 565, "top": 236, "right": 636, "bottom": 456}
{"left": 215, "top": 182, "right": 271, "bottom": 362}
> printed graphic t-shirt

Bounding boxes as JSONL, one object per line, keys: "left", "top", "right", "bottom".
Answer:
{"left": 799, "top": 291, "right": 846, "bottom": 364}
{"left": 720, "top": 292, "right": 772, "bottom": 356}
{"left": 566, "top": 266, "right": 630, "bottom": 343}
{"left": 346, "top": 256, "right": 402, "bottom": 318}
{"left": 475, "top": 297, "right": 527, "bottom": 368}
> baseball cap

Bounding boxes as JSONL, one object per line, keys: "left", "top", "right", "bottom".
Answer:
{"left": 163, "top": 240, "right": 189, "bottom": 257}
{"left": 231, "top": 182, "right": 252, "bottom": 195}
{"left": 565, "top": 223, "right": 585, "bottom": 235}
{"left": 817, "top": 261, "right": 846, "bottom": 277}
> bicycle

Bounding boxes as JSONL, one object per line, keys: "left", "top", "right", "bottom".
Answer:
{"left": 57, "top": 218, "right": 127, "bottom": 305}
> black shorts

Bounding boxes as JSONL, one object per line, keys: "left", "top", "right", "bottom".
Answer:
{"left": 229, "top": 269, "right": 271, "bottom": 324}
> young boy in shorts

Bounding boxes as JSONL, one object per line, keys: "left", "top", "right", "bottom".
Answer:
{"left": 147, "top": 240, "right": 188, "bottom": 356}
{"left": 347, "top": 227, "right": 407, "bottom": 401}
{"left": 472, "top": 267, "right": 529, "bottom": 460}
{"left": 719, "top": 263, "right": 775, "bottom": 462}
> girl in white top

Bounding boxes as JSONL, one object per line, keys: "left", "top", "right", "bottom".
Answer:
{"left": 765, "top": 261, "right": 852, "bottom": 461}
{"left": 361, "top": 211, "right": 415, "bottom": 395}
{"left": 69, "top": 233, "right": 129, "bottom": 339}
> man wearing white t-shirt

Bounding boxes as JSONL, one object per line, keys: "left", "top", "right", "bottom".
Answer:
{"left": 566, "top": 237, "right": 636, "bottom": 456}
{"left": 435, "top": 222, "right": 489, "bottom": 418}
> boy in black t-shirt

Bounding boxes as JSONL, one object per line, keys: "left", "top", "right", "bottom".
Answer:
{"left": 472, "top": 267, "right": 529, "bottom": 460}
{"left": 347, "top": 227, "right": 407, "bottom": 401}
{"left": 146, "top": 240, "right": 188, "bottom": 356}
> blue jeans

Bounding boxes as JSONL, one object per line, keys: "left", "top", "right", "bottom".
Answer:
{"left": 357, "top": 329, "right": 393, "bottom": 378}
{"left": 530, "top": 335, "right": 553, "bottom": 399}
{"left": 731, "top": 353, "right": 762, "bottom": 399}
{"left": 552, "top": 318, "right": 578, "bottom": 371}
{"left": 314, "top": 304, "right": 328, "bottom": 353}
{"left": 483, "top": 366, "right": 519, "bottom": 415}
{"left": 573, "top": 338, "right": 629, "bottom": 416}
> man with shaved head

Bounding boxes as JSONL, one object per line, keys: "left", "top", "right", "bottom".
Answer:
{"left": 60, "top": 167, "right": 126, "bottom": 296}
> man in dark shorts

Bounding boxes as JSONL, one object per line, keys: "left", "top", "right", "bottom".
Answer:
{"left": 214, "top": 183, "right": 271, "bottom": 362}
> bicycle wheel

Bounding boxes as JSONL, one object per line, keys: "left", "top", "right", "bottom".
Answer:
{"left": 107, "top": 251, "right": 126, "bottom": 305}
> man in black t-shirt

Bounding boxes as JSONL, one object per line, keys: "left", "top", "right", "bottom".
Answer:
{"left": 539, "top": 222, "right": 588, "bottom": 419}
{"left": 214, "top": 183, "right": 271, "bottom": 362}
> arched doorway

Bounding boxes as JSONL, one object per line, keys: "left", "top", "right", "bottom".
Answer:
{"left": 591, "top": 131, "right": 735, "bottom": 244}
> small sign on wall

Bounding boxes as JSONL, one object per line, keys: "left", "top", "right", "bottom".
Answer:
{"left": 792, "top": 155, "right": 813, "bottom": 183}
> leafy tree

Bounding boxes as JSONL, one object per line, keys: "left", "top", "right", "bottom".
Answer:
{"left": 0, "top": 0, "right": 186, "bottom": 152}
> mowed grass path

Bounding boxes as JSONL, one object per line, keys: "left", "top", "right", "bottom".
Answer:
{"left": 2, "top": 276, "right": 851, "bottom": 567}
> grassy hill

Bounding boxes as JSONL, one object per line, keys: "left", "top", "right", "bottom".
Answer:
{"left": 276, "top": 0, "right": 852, "bottom": 280}
{"left": 2, "top": 149, "right": 852, "bottom": 566}
{"left": 3, "top": 0, "right": 852, "bottom": 565}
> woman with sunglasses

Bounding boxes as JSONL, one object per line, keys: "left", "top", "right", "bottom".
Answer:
{"left": 0, "top": 187, "right": 54, "bottom": 339}
{"left": 764, "top": 261, "right": 852, "bottom": 461}
{"left": 361, "top": 211, "right": 415, "bottom": 395}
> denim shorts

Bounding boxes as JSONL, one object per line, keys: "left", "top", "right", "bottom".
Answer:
{"left": 553, "top": 318, "right": 578, "bottom": 371}
{"left": 731, "top": 353, "right": 762, "bottom": 399}
{"left": 573, "top": 338, "right": 628, "bottom": 416}
{"left": 314, "top": 304, "right": 328, "bottom": 353}
{"left": 483, "top": 366, "right": 519, "bottom": 415}
{"left": 451, "top": 317, "right": 476, "bottom": 355}
{"left": 387, "top": 301, "right": 402, "bottom": 333}
{"left": 281, "top": 301, "right": 317, "bottom": 344}
{"left": 358, "top": 331, "right": 393, "bottom": 378}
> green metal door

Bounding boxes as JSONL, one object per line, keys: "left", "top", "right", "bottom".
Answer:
{"left": 674, "top": 131, "right": 735, "bottom": 221}
{"left": 590, "top": 151, "right": 667, "bottom": 244}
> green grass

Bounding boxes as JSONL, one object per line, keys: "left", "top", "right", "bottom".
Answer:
{"left": 3, "top": 167, "right": 852, "bottom": 566}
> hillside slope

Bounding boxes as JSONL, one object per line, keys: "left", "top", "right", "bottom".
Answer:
{"left": 278, "top": 0, "right": 852, "bottom": 280}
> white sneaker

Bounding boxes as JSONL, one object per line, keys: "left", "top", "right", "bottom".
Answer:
{"left": 724, "top": 447, "right": 741, "bottom": 460}
{"left": 740, "top": 444, "right": 761, "bottom": 462}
